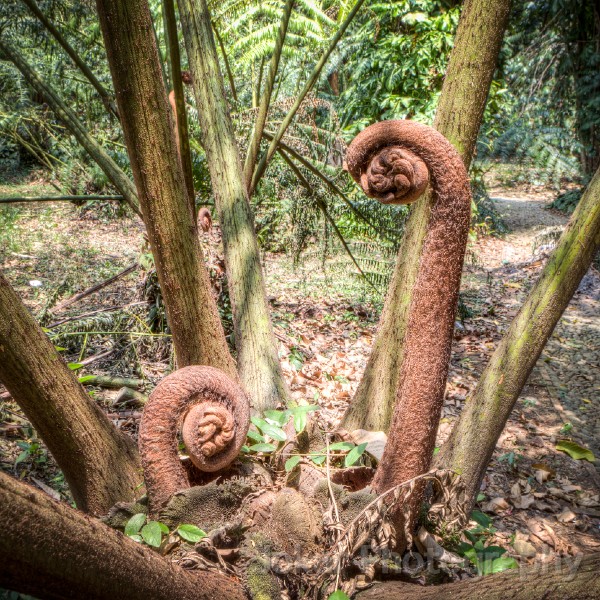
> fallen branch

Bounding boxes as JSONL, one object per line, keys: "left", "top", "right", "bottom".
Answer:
{"left": 0, "top": 195, "right": 124, "bottom": 203}
{"left": 52, "top": 263, "right": 138, "bottom": 312}
{"left": 81, "top": 375, "right": 146, "bottom": 390}
{"left": 113, "top": 386, "right": 148, "bottom": 406}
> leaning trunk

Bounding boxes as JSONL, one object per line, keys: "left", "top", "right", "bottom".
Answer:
{"left": 342, "top": 0, "right": 512, "bottom": 432}
{"left": 0, "top": 471, "right": 245, "bottom": 600}
{"left": 0, "top": 39, "right": 140, "bottom": 217}
{"left": 0, "top": 274, "right": 141, "bottom": 515}
{"left": 436, "top": 165, "right": 600, "bottom": 513}
{"left": 359, "top": 553, "right": 600, "bottom": 600}
{"left": 179, "top": 0, "right": 290, "bottom": 412}
{"left": 95, "top": 0, "right": 236, "bottom": 376}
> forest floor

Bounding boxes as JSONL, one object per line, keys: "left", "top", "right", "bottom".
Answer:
{"left": 1, "top": 170, "right": 599, "bottom": 570}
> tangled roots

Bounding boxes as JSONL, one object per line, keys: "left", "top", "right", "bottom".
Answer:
{"left": 139, "top": 366, "right": 250, "bottom": 514}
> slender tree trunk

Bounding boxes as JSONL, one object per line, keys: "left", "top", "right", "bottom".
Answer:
{"left": 20, "top": 0, "right": 119, "bottom": 118}
{"left": 95, "top": 0, "right": 236, "bottom": 376}
{"left": 178, "top": 0, "right": 291, "bottom": 412}
{"left": 0, "top": 471, "right": 245, "bottom": 600}
{"left": 359, "top": 554, "right": 600, "bottom": 600}
{"left": 0, "top": 274, "right": 141, "bottom": 515}
{"left": 437, "top": 165, "right": 600, "bottom": 513}
{"left": 163, "top": 0, "right": 196, "bottom": 219}
{"left": 0, "top": 39, "right": 141, "bottom": 217}
{"left": 342, "top": 0, "right": 513, "bottom": 432}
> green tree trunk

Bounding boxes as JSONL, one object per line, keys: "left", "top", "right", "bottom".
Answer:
{"left": 95, "top": 0, "right": 236, "bottom": 377}
{"left": 0, "top": 273, "right": 141, "bottom": 515}
{"left": 0, "top": 39, "right": 141, "bottom": 217}
{"left": 437, "top": 166, "right": 600, "bottom": 512}
{"left": 342, "top": 0, "right": 513, "bottom": 432}
{"left": 0, "top": 471, "right": 245, "bottom": 600}
{"left": 178, "top": 0, "right": 291, "bottom": 412}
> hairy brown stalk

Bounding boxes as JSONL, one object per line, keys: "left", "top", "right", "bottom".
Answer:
{"left": 346, "top": 120, "right": 471, "bottom": 545}
{"left": 139, "top": 366, "right": 250, "bottom": 514}
{"left": 198, "top": 207, "right": 212, "bottom": 232}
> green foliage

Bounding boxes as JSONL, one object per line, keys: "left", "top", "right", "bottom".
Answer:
{"left": 454, "top": 510, "right": 518, "bottom": 576}
{"left": 337, "top": 0, "right": 460, "bottom": 135}
{"left": 177, "top": 523, "right": 207, "bottom": 542}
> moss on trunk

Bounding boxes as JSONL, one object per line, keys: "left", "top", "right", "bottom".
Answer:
{"left": 179, "top": 0, "right": 290, "bottom": 412}
{"left": 0, "top": 274, "right": 141, "bottom": 515}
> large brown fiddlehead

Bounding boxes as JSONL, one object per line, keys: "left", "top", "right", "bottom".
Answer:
{"left": 346, "top": 120, "right": 471, "bottom": 545}
{"left": 139, "top": 366, "right": 250, "bottom": 514}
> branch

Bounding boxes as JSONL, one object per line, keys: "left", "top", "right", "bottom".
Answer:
{"left": 243, "top": 0, "right": 295, "bottom": 187}
{"left": 21, "top": 0, "right": 119, "bottom": 118}
{"left": 249, "top": 0, "right": 366, "bottom": 195}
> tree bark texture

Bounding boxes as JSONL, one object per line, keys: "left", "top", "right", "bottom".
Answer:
{"left": 0, "top": 471, "right": 245, "bottom": 600}
{"left": 0, "top": 273, "right": 141, "bottom": 515}
{"left": 343, "top": 122, "right": 471, "bottom": 541}
{"left": 342, "top": 0, "right": 513, "bottom": 432}
{"left": 0, "top": 39, "right": 140, "bottom": 216}
{"left": 436, "top": 164, "right": 600, "bottom": 512}
{"left": 359, "top": 554, "right": 600, "bottom": 600}
{"left": 95, "top": 0, "right": 236, "bottom": 377}
{"left": 179, "top": 0, "right": 291, "bottom": 413}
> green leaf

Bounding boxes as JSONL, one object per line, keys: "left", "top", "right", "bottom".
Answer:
{"left": 260, "top": 423, "right": 287, "bottom": 442}
{"left": 251, "top": 416, "right": 269, "bottom": 431}
{"left": 157, "top": 522, "right": 169, "bottom": 534}
{"left": 141, "top": 521, "right": 163, "bottom": 547}
{"left": 54, "top": 346, "right": 67, "bottom": 352}
{"left": 124, "top": 513, "right": 146, "bottom": 536}
{"left": 78, "top": 375, "right": 96, "bottom": 384}
{"left": 310, "top": 453, "right": 326, "bottom": 465}
{"left": 289, "top": 405, "right": 320, "bottom": 433}
{"left": 240, "top": 445, "right": 250, "bottom": 453}
{"left": 248, "top": 443, "right": 277, "bottom": 453}
{"left": 177, "top": 524, "right": 207, "bottom": 543}
{"left": 345, "top": 442, "right": 367, "bottom": 467}
{"left": 264, "top": 409, "right": 290, "bottom": 426}
{"left": 15, "top": 450, "right": 29, "bottom": 465}
{"left": 67, "top": 362, "right": 83, "bottom": 371}
{"left": 556, "top": 440, "right": 596, "bottom": 462}
{"left": 285, "top": 455, "right": 302, "bottom": 472}
{"left": 246, "top": 429, "right": 264, "bottom": 443}
{"left": 491, "top": 556, "right": 518, "bottom": 573}
{"left": 129, "top": 534, "right": 143, "bottom": 543}
{"left": 328, "top": 441, "right": 355, "bottom": 452}
{"left": 328, "top": 592, "right": 350, "bottom": 600}
{"left": 471, "top": 510, "right": 493, "bottom": 529}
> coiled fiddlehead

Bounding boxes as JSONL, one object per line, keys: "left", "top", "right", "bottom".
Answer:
{"left": 139, "top": 366, "right": 250, "bottom": 514}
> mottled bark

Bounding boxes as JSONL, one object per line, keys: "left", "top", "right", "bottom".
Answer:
{"left": 359, "top": 554, "right": 600, "bottom": 600}
{"left": 95, "top": 0, "right": 236, "bottom": 376}
{"left": 139, "top": 366, "right": 250, "bottom": 515}
{"left": 0, "top": 39, "right": 140, "bottom": 216}
{"left": 342, "top": 0, "right": 512, "bottom": 432}
{"left": 0, "top": 273, "right": 140, "bottom": 515}
{"left": 437, "top": 165, "right": 600, "bottom": 513}
{"left": 345, "top": 122, "right": 471, "bottom": 544}
{"left": 0, "top": 471, "right": 245, "bottom": 600}
{"left": 179, "top": 0, "right": 291, "bottom": 412}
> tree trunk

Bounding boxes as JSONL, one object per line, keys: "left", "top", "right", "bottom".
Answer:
{"left": 179, "top": 0, "right": 291, "bottom": 412}
{"left": 0, "top": 39, "right": 140, "bottom": 217}
{"left": 163, "top": 0, "right": 196, "bottom": 219}
{"left": 342, "top": 0, "right": 512, "bottom": 432}
{"left": 0, "top": 273, "right": 141, "bottom": 515}
{"left": 95, "top": 0, "right": 236, "bottom": 377}
{"left": 436, "top": 164, "right": 600, "bottom": 513}
{"left": 359, "top": 554, "right": 600, "bottom": 600}
{"left": 0, "top": 471, "right": 245, "bottom": 600}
